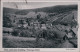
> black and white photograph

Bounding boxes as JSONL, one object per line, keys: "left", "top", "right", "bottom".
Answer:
{"left": 3, "top": 2, "right": 78, "bottom": 48}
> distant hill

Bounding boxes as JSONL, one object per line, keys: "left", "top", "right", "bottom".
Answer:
{"left": 3, "top": 5, "right": 77, "bottom": 15}
{"left": 15, "top": 5, "right": 78, "bottom": 15}
{"left": 3, "top": 7, "right": 19, "bottom": 15}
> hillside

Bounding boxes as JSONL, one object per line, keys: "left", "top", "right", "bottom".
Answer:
{"left": 3, "top": 5, "right": 77, "bottom": 15}
{"left": 15, "top": 5, "right": 77, "bottom": 15}
{"left": 3, "top": 7, "right": 19, "bottom": 15}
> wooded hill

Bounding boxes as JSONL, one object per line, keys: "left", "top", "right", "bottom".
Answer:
{"left": 3, "top": 5, "right": 77, "bottom": 15}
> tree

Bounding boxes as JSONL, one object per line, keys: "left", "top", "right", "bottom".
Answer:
{"left": 19, "top": 20, "right": 24, "bottom": 28}
{"left": 37, "top": 14, "right": 41, "bottom": 21}
{"left": 3, "top": 15, "right": 12, "bottom": 27}
{"left": 26, "top": 18, "right": 31, "bottom": 26}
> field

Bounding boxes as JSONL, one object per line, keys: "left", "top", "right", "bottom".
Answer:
{"left": 3, "top": 34, "right": 63, "bottom": 48}
{"left": 3, "top": 36, "right": 36, "bottom": 48}
{"left": 3, "top": 34, "right": 77, "bottom": 48}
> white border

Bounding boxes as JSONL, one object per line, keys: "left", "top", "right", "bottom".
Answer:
{"left": 0, "top": 0, "right": 80, "bottom": 52}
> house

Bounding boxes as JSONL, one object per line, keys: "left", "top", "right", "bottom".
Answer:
{"left": 65, "top": 26, "right": 71, "bottom": 32}
{"left": 46, "top": 21, "right": 52, "bottom": 27}
{"left": 17, "top": 23, "right": 28, "bottom": 28}
{"left": 17, "top": 24, "right": 22, "bottom": 28}
{"left": 41, "top": 24, "right": 47, "bottom": 30}
{"left": 33, "top": 20, "right": 40, "bottom": 29}
{"left": 30, "top": 22, "right": 34, "bottom": 26}
{"left": 17, "top": 19, "right": 28, "bottom": 28}
{"left": 66, "top": 32, "right": 73, "bottom": 38}
{"left": 23, "top": 23, "right": 28, "bottom": 28}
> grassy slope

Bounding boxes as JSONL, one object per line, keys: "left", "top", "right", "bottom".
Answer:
{"left": 3, "top": 35, "right": 61, "bottom": 48}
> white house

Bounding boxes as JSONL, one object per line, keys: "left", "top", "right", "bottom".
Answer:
{"left": 41, "top": 24, "right": 47, "bottom": 30}
{"left": 66, "top": 32, "right": 73, "bottom": 38}
{"left": 23, "top": 23, "right": 28, "bottom": 28}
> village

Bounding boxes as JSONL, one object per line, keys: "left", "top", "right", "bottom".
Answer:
{"left": 3, "top": 11, "right": 78, "bottom": 38}
{"left": 3, "top": 4, "right": 78, "bottom": 48}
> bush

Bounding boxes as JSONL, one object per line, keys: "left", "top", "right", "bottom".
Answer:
{"left": 19, "top": 31, "right": 27, "bottom": 37}
{"left": 35, "top": 29, "right": 55, "bottom": 40}
{"left": 45, "top": 29, "right": 55, "bottom": 40}
{"left": 12, "top": 30, "right": 19, "bottom": 36}
{"left": 19, "top": 30, "right": 33, "bottom": 37}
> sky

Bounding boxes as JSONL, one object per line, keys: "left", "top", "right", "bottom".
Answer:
{"left": 3, "top": 2, "right": 77, "bottom": 9}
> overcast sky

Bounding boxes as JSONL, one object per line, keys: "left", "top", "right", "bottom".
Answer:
{"left": 3, "top": 2, "right": 77, "bottom": 9}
